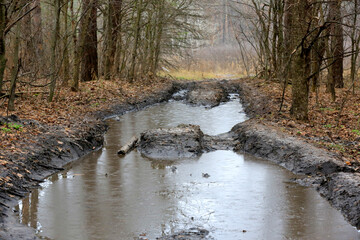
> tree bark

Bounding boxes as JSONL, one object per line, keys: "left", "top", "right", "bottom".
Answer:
{"left": 328, "top": 0, "right": 344, "bottom": 89}
{"left": 62, "top": 0, "right": 70, "bottom": 86}
{"left": 350, "top": 0, "right": 359, "bottom": 94}
{"left": 310, "top": 5, "right": 326, "bottom": 93}
{"left": 8, "top": 23, "right": 21, "bottom": 111}
{"left": 289, "top": 0, "right": 312, "bottom": 120}
{"left": 283, "top": 0, "right": 295, "bottom": 80}
{"left": 0, "top": 1, "right": 6, "bottom": 95}
{"left": 21, "top": 0, "right": 42, "bottom": 74}
{"left": 104, "top": 0, "right": 113, "bottom": 80}
{"left": 152, "top": 0, "right": 165, "bottom": 74}
{"left": 31, "top": 0, "right": 43, "bottom": 60}
{"left": 48, "top": 0, "right": 61, "bottom": 102}
{"left": 21, "top": 3, "right": 33, "bottom": 72}
{"left": 110, "top": 0, "right": 123, "bottom": 76}
{"left": 128, "top": 0, "right": 143, "bottom": 83}
{"left": 80, "top": 0, "right": 98, "bottom": 82}
{"left": 71, "top": 0, "right": 80, "bottom": 91}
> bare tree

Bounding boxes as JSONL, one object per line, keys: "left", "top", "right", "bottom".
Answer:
{"left": 0, "top": 0, "right": 6, "bottom": 95}
{"left": 8, "top": 23, "right": 20, "bottom": 111}
{"left": 328, "top": 0, "right": 344, "bottom": 91}
{"left": 80, "top": 0, "right": 98, "bottom": 82}
{"left": 49, "top": 0, "right": 61, "bottom": 102}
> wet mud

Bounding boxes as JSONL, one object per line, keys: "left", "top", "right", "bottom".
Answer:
{"left": 138, "top": 124, "right": 205, "bottom": 160}
{"left": 1, "top": 78, "right": 360, "bottom": 239}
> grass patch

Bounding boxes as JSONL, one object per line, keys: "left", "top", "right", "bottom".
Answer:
{"left": 1, "top": 127, "right": 12, "bottom": 133}
{"left": 1, "top": 123, "right": 23, "bottom": 133}
{"left": 352, "top": 129, "right": 360, "bottom": 135}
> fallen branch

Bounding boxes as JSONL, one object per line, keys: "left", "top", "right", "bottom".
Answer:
{"left": 118, "top": 136, "right": 138, "bottom": 155}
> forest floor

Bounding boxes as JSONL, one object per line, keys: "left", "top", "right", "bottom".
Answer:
{"left": 239, "top": 78, "right": 360, "bottom": 166}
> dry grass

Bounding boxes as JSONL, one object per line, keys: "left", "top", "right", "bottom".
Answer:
{"left": 158, "top": 69, "right": 245, "bottom": 81}
{"left": 160, "top": 44, "right": 255, "bottom": 81}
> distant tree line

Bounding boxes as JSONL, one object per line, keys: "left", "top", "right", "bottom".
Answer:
{"left": 0, "top": 0, "right": 203, "bottom": 109}
{"left": 230, "top": 0, "right": 360, "bottom": 120}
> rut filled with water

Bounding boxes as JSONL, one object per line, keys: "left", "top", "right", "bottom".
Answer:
{"left": 15, "top": 96, "right": 360, "bottom": 239}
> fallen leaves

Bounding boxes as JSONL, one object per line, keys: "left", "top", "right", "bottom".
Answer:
{"left": 246, "top": 78, "right": 360, "bottom": 163}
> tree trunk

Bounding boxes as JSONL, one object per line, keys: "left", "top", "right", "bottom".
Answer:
{"left": 152, "top": 0, "right": 165, "bottom": 74}
{"left": 292, "top": 50, "right": 310, "bottom": 121}
{"left": 21, "top": 4, "right": 33, "bottom": 72}
{"left": 62, "top": 0, "right": 70, "bottom": 86}
{"left": 0, "top": 1, "right": 6, "bottom": 95}
{"left": 270, "top": 0, "right": 279, "bottom": 77}
{"left": 71, "top": 0, "right": 80, "bottom": 91}
{"left": 80, "top": 0, "right": 98, "bottom": 82}
{"left": 329, "top": 0, "right": 344, "bottom": 89}
{"left": 8, "top": 23, "right": 21, "bottom": 111}
{"left": 31, "top": 0, "right": 43, "bottom": 59}
{"left": 310, "top": 38, "right": 325, "bottom": 93}
{"left": 110, "top": 0, "right": 123, "bottom": 76}
{"left": 276, "top": 0, "right": 284, "bottom": 75}
{"left": 289, "top": 0, "right": 312, "bottom": 120}
{"left": 104, "top": 0, "right": 113, "bottom": 80}
{"left": 49, "top": 0, "right": 61, "bottom": 102}
{"left": 283, "top": 0, "right": 295, "bottom": 78}
{"left": 128, "top": 0, "right": 143, "bottom": 83}
{"left": 350, "top": 0, "right": 359, "bottom": 94}
{"left": 310, "top": 5, "right": 326, "bottom": 93}
{"left": 222, "top": 0, "right": 227, "bottom": 44}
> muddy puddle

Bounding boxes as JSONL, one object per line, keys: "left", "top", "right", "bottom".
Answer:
{"left": 15, "top": 96, "right": 360, "bottom": 240}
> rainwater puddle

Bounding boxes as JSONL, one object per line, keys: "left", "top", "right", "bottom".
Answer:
{"left": 15, "top": 97, "right": 360, "bottom": 240}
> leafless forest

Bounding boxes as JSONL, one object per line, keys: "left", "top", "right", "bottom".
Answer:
{"left": 0, "top": 0, "right": 360, "bottom": 120}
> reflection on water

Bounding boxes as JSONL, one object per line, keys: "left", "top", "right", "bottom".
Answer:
{"left": 15, "top": 99, "right": 360, "bottom": 240}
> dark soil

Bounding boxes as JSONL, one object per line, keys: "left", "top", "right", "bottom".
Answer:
{"left": 155, "top": 228, "right": 210, "bottom": 240}
{"left": 137, "top": 124, "right": 237, "bottom": 160}
{"left": 138, "top": 124, "right": 205, "bottom": 160}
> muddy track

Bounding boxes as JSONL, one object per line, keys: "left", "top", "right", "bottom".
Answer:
{"left": 0, "top": 78, "right": 359, "bottom": 239}
{"left": 0, "top": 82, "right": 179, "bottom": 240}
{"left": 234, "top": 80, "right": 360, "bottom": 230}
{"left": 0, "top": 79, "right": 239, "bottom": 239}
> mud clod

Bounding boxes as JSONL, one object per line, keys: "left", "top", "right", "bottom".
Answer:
{"left": 138, "top": 124, "right": 204, "bottom": 160}
{"left": 155, "top": 228, "right": 210, "bottom": 240}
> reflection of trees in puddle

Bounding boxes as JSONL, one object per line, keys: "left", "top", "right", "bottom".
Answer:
{"left": 156, "top": 180, "right": 215, "bottom": 238}
{"left": 150, "top": 158, "right": 201, "bottom": 170}
{"left": 158, "top": 198, "right": 215, "bottom": 239}
{"left": 150, "top": 160, "right": 176, "bottom": 170}
{"left": 15, "top": 188, "right": 41, "bottom": 233}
